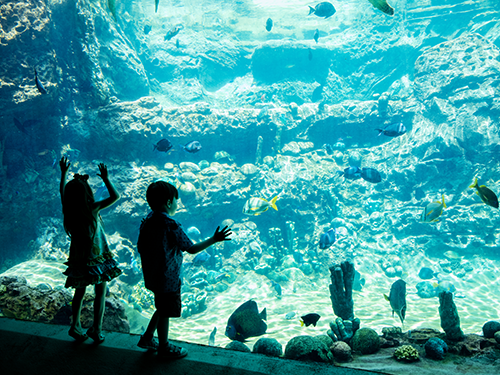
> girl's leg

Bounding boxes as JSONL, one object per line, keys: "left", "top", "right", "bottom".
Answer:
{"left": 71, "top": 287, "right": 86, "bottom": 332}
{"left": 144, "top": 310, "right": 159, "bottom": 337}
{"left": 93, "top": 281, "right": 107, "bottom": 332}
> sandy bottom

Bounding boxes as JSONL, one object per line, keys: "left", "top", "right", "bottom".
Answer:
{"left": 1, "top": 254, "right": 500, "bottom": 352}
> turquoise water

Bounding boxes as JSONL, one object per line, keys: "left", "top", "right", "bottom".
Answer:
{"left": 1, "top": 0, "right": 500, "bottom": 350}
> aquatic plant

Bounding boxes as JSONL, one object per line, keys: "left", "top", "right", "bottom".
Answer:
{"left": 394, "top": 345, "right": 419, "bottom": 362}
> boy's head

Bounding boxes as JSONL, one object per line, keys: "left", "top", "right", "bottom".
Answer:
{"left": 146, "top": 181, "right": 179, "bottom": 212}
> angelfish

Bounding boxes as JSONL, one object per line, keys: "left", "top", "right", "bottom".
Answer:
{"left": 384, "top": 279, "right": 406, "bottom": 325}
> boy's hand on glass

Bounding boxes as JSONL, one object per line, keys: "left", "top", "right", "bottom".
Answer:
{"left": 213, "top": 226, "right": 232, "bottom": 243}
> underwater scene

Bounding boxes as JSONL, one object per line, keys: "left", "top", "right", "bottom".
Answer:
{"left": 1, "top": 0, "right": 500, "bottom": 367}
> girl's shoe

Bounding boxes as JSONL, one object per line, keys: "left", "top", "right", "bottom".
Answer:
{"left": 86, "top": 327, "right": 105, "bottom": 344}
{"left": 138, "top": 335, "right": 159, "bottom": 350}
{"left": 158, "top": 343, "right": 188, "bottom": 360}
{"left": 68, "top": 328, "right": 88, "bottom": 342}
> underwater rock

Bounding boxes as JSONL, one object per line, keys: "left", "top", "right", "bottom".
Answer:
{"left": 180, "top": 162, "right": 201, "bottom": 172}
{"left": 494, "top": 331, "right": 500, "bottom": 344}
{"left": 394, "top": 345, "right": 419, "bottom": 362}
{"left": 425, "top": 337, "right": 448, "bottom": 360}
{"left": 329, "top": 260, "right": 355, "bottom": 321}
{"left": 240, "top": 163, "right": 258, "bottom": 176}
{"left": 351, "top": 328, "right": 381, "bottom": 355}
{"left": 80, "top": 295, "right": 130, "bottom": 333}
{"left": 330, "top": 341, "right": 352, "bottom": 362}
{"left": 438, "top": 291, "right": 465, "bottom": 341}
{"left": 225, "top": 341, "right": 251, "bottom": 352}
{"left": 284, "top": 335, "right": 333, "bottom": 363}
{"left": 315, "top": 335, "right": 334, "bottom": 349}
{"left": 252, "top": 338, "right": 283, "bottom": 357}
{"left": 407, "top": 328, "right": 442, "bottom": 345}
{"left": 482, "top": 321, "right": 500, "bottom": 338}
{"left": 180, "top": 182, "right": 197, "bottom": 197}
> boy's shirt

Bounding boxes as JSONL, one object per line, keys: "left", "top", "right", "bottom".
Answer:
{"left": 137, "top": 211, "right": 193, "bottom": 293}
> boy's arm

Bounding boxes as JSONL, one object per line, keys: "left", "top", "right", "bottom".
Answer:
{"left": 185, "top": 226, "right": 232, "bottom": 254}
{"left": 59, "top": 157, "right": 70, "bottom": 203}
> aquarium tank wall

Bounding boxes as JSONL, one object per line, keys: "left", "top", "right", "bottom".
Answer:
{"left": 1, "top": 0, "right": 499, "bottom": 358}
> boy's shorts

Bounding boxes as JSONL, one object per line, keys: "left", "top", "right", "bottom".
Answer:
{"left": 154, "top": 289, "right": 182, "bottom": 317}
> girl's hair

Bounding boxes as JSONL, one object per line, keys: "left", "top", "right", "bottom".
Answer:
{"left": 146, "top": 181, "right": 178, "bottom": 211}
{"left": 62, "top": 174, "right": 97, "bottom": 241}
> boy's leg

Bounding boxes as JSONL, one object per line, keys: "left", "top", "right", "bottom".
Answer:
{"left": 93, "top": 281, "right": 107, "bottom": 332}
{"left": 157, "top": 314, "right": 169, "bottom": 346}
{"left": 71, "top": 287, "right": 86, "bottom": 331}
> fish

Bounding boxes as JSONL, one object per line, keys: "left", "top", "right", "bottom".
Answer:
{"left": 108, "top": 0, "right": 117, "bottom": 20}
{"left": 313, "top": 29, "right": 319, "bottom": 43}
{"left": 248, "top": 241, "right": 262, "bottom": 256}
{"left": 176, "top": 39, "right": 180, "bottom": 48}
{"left": 300, "top": 313, "right": 321, "bottom": 327}
{"left": 361, "top": 167, "right": 382, "bottom": 183}
{"left": 13, "top": 118, "right": 42, "bottom": 134}
{"left": 182, "top": 141, "right": 202, "bottom": 153}
{"left": 257, "top": 105, "right": 269, "bottom": 119}
{"left": 192, "top": 251, "right": 210, "bottom": 266}
{"left": 336, "top": 166, "right": 362, "bottom": 180}
{"left": 421, "top": 194, "right": 446, "bottom": 223}
{"left": 242, "top": 196, "right": 278, "bottom": 216}
{"left": 416, "top": 281, "right": 437, "bottom": 299}
{"left": 270, "top": 280, "right": 282, "bottom": 296}
{"left": 367, "top": 0, "right": 395, "bottom": 16}
{"left": 323, "top": 144, "right": 333, "bottom": 154}
{"left": 34, "top": 68, "right": 47, "bottom": 94}
{"left": 208, "top": 327, "right": 216, "bottom": 346}
{"left": 418, "top": 267, "right": 437, "bottom": 280}
{"left": 443, "top": 251, "right": 462, "bottom": 260}
{"left": 153, "top": 138, "right": 173, "bottom": 152}
{"left": 155, "top": 0, "right": 160, "bottom": 13}
{"left": 266, "top": 18, "right": 273, "bottom": 32}
{"left": 285, "top": 312, "right": 296, "bottom": 320}
{"left": 384, "top": 279, "right": 406, "bottom": 325}
{"left": 433, "top": 280, "right": 456, "bottom": 294}
{"left": 308, "top": 2, "right": 336, "bottom": 19}
{"left": 376, "top": 123, "right": 406, "bottom": 137}
{"left": 308, "top": 48, "right": 313, "bottom": 61}
{"left": 353, "top": 271, "right": 366, "bottom": 292}
{"left": 165, "top": 25, "right": 182, "bottom": 41}
{"left": 292, "top": 251, "right": 304, "bottom": 264}
{"left": 319, "top": 228, "right": 337, "bottom": 249}
{"left": 225, "top": 300, "right": 267, "bottom": 342}
{"left": 469, "top": 177, "right": 498, "bottom": 209}
{"left": 144, "top": 25, "right": 152, "bottom": 34}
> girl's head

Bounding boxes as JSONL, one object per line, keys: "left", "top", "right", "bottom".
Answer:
{"left": 62, "top": 174, "right": 96, "bottom": 236}
{"left": 146, "top": 181, "right": 178, "bottom": 214}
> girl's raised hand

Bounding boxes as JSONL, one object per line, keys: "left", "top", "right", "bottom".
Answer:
{"left": 97, "top": 163, "right": 109, "bottom": 180}
{"left": 59, "top": 156, "right": 70, "bottom": 174}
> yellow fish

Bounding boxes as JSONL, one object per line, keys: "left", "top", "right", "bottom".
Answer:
{"left": 421, "top": 194, "right": 446, "bottom": 223}
{"left": 469, "top": 177, "right": 499, "bottom": 209}
{"left": 242, "top": 196, "right": 278, "bottom": 216}
{"left": 367, "top": 0, "right": 394, "bottom": 16}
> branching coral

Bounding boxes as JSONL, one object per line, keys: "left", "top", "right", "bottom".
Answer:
{"left": 394, "top": 345, "right": 419, "bottom": 362}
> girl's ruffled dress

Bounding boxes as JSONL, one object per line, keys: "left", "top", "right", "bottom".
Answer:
{"left": 63, "top": 219, "right": 122, "bottom": 288}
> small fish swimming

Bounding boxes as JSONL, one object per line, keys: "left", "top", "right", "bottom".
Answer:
{"left": 376, "top": 123, "right": 406, "bottom": 137}
{"left": 242, "top": 196, "right": 278, "bottom": 216}
{"left": 144, "top": 25, "right": 152, "bottom": 35}
{"left": 384, "top": 279, "right": 406, "bottom": 325}
{"left": 319, "top": 228, "right": 337, "bottom": 249}
{"left": 353, "top": 270, "right": 366, "bottom": 292}
{"left": 225, "top": 300, "right": 267, "bottom": 342}
{"left": 308, "top": 48, "right": 313, "bottom": 61}
{"left": 34, "top": 68, "right": 47, "bottom": 94}
{"left": 266, "top": 18, "right": 273, "bottom": 32}
{"left": 361, "top": 167, "right": 382, "bottom": 183}
{"left": 165, "top": 25, "right": 182, "bottom": 41}
{"left": 443, "top": 250, "right": 462, "bottom": 260}
{"left": 182, "top": 141, "right": 202, "bottom": 153}
{"left": 308, "top": 2, "right": 336, "bottom": 19}
{"left": 313, "top": 29, "right": 319, "bottom": 43}
{"left": 469, "top": 177, "right": 498, "bottom": 209}
{"left": 421, "top": 194, "right": 446, "bottom": 223}
{"left": 208, "top": 327, "right": 217, "bottom": 346}
{"left": 418, "top": 267, "right": 437, "bottom": 280}
{"left": 154, "top": 138, "right": 173, "bottom": 152}
{"left": 300, "top": 313, "right": 321, "bottom": 327}
{"left": 337, "top": 166, "right": 362, "bottom": 180}
{"left": 367, "top": 0, "right": 395, "bottom": 16}
{"left": 270, "top": 280, "right": 282, "bottom": 297}
{"left": 192, "top": 251, "right": 210, "bottom": 266}
{"left": 433, "top": 280, "right": 456, "bottom": 294}
{"left": 285, "top": 311, "right": 296, "bottom": 320}
{"left": 155, "top": 0, "right": 160, "bottom": 13}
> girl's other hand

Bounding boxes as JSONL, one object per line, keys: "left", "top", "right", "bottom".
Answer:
{"left": 97, "top": 163, "right": 109, "bottom": 180}
{"left": 60, "top": 156, "right": 70, "bottom": 173}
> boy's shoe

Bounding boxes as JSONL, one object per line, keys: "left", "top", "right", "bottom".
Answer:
{"left": 138, "top": 335, "right": 159, "bottom": 350}
{"left": 158, "top": 343, "right": 188, "bottom": 360}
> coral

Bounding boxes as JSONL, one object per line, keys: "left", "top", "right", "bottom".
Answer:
{"left": 253, "top": 338, "right": 283, "bottom": 357}
{"left": 285, "top": 221, "right": 298, "bottom": 254}
{"left": 329, "top": 260, "right": 355, "bottom": 320}
{"left": 284, "top": 335, "right": 333, "bottom": 363}
{"left": 330, "top": 341, "right": 352, "bottom": 362}
{"left": 482, "top": 321, "right": 500, "bottom": 338}
{"left": 328, "top": 317, "right": 360, "bottom": 343}
{"left": 438, "top": 291, "right": 465, "bottom": 341}
{"left": 394, "top": 345, "right": 420, "bottom": 362}
{"left": 425, "top": 337, "right": 448, "bottom": 360}
{"left": 351, "top": 328, "right": 381, "bottom": 355}
{"left": 255, "top": 135, "right": 263, "bottom": 165}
